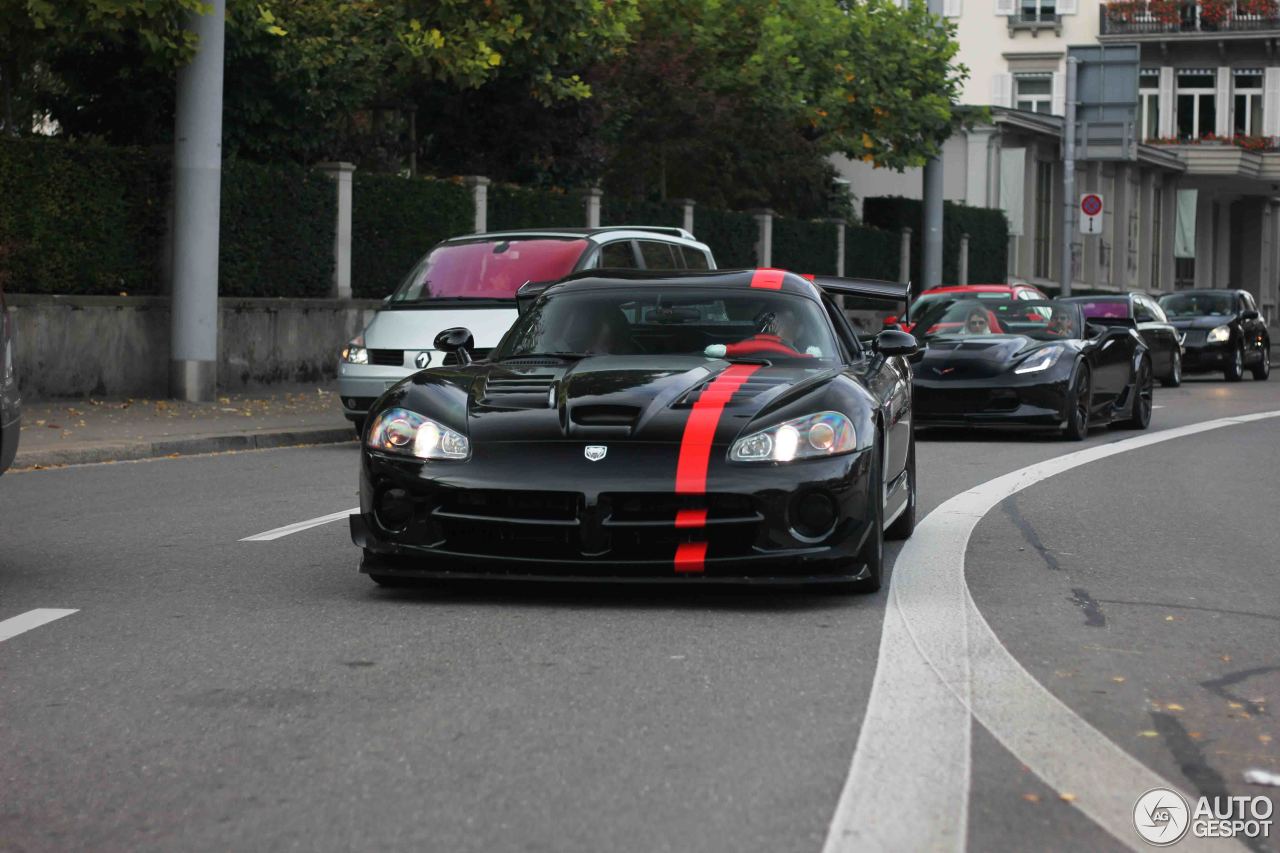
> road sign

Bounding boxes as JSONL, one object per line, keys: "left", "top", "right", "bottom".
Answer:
{"left": 1080, "top": 193, "right": 1104, "bottom": 235}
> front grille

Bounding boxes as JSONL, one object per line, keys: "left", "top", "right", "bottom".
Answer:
{"left": 368, "top": 349, "right": 403, "bottom": 366}
{"left": 1182, "top": 330, "right": 1207, "bottom": 346}
{"left": 434, "top": 490, "right": 583, "bottom": 559}
{"left": 437, "top": 489, "right": 579, "bottom": 522}
{"left": 916, "top": 388, "right": 1018, "bottom": 415}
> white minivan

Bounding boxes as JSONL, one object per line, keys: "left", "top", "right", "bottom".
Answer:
{"left": 338, "top": 226, "right": 716, "bottom": 433}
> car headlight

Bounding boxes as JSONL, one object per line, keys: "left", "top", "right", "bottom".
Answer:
{"left": 1013, "top": 345, "right": 1064, "bottom": 375}
{"left": 342, "top": 336, "right": 369, "bottom": 365}
{"left": 367, "top": 407, "right": 470, "bottom": 460}
{"left": 1207, "top": 324, "right": 1231, "bottom": 344}
{"left": 729, "top": 412, "right": 857, "bottom": 463}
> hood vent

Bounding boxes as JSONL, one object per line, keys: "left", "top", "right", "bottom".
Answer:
{"left": 480, "top": 373, "right": 556, "bottom": 408}
{"left": 571, "top": 404, "right": 641, "bottom": 428}
{"left": 676, "top": 373, "right": 791, "bottom": 408}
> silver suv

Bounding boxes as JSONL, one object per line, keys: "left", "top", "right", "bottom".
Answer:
{"left": 338, "top": 226, "right": 716, "bottom": 434}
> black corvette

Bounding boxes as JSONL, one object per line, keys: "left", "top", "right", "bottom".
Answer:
{"left": 349, "top": 269, "right": 919, "bottom": 591}
{"left": 912, "top": 298, "right": 1154, "bottom": 440}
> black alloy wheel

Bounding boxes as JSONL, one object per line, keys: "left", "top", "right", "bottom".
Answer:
{"left": 885, "top": 433, "right": 917, "bottom": 541}
{"left": 1225, "top": 343, "right": 1245, "bottom": 382}
{"left": 1162, "top": 349, "right": 1182, "bottom": 388}
{"left": 1252, "top": 345, "right": 1271, "bottom": 381}
{"left": 1120, "top": 357, "right": 1154, "bottom": 430}
{"left": 1063, "top": 364, "right": 1091, "bottom": 441}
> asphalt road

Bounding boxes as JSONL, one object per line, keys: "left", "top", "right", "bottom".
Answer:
{"left": 1, "top": 374, "right": 1278, "bottom": 852}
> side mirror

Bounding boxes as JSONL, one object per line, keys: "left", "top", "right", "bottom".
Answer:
{"left": 874, "top": 329, "right": 919, "bottom": 358}
{"left": 434, "top": 327, "right": 475, "bottom": 365}
{"left": 1242, "top": 309, "right": 1260, "bottom": 321}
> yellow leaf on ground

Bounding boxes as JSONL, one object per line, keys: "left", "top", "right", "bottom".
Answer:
{"left": 1111, "top": 676, "right": 1126, "bottom": 683}
{"left": 1166, "top": 704, "right": 1185, "bottom": 711}
{"left": 1260, "top": 735, "right": 1273, "bottom": 744}
{"left": 1140, "top": 730, "right": 1159, "bottom": 737}
{"left": 1060, "top": 793, "right": 1078, "bottom": 803}
{"left": 1022, "top": 793, "right": 1041, "bottom": 803}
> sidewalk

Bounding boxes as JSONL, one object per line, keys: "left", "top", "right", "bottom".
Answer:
{"left": 13, "top": 387, "right": 354, "bottom": 469}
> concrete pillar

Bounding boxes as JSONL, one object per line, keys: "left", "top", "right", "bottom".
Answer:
{"left": 584, "top": 185, "right": 603, "bottom": 229}
{"left": 675, "top": 198, "right": 696, "bottom": 234}
{"left": 318, "top": 162, "right": 355, "bottom": 299}
{"left": 899, "top": 227, "right": 913, "bottom": 284}
{"left": 465, "top": 176, "right": 489, "bottom": 234}
{"left": 958, "top": 233, "right": 970, "bottom": 285}
{"left": 1214, "top": 198, "right": 1232, "bottom": 286}
{"left": 754, "top": 209, "right": 774, "bottom": 267}
{"left": 826, "top": 218, "right": 847, "bottom": 277}
{"left": 170, "top": 0, "right": 225, "bottom": 402}
{"left": 964, "top": 127, "right": 997, "bottom": 207}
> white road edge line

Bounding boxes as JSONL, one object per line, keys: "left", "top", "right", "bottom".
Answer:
{"left": 241, "top": 507, "right": 360, "bottom": 542}
{"left": 823, "top": 411, "right": 1280, "bottom": 853}
{"left": 0, "top": 609, "right": 78, "bottom": 643}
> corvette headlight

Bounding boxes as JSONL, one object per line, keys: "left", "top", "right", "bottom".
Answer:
{"left": 367, "top": 407, "right": 470, "bottom": 460}
{"left": 729, "top": 412, "right": 857, "bottom": 463}
{"left": 342, "top": 336, "right": 369, "bottom": 365}
{"left": 1207, "top": 325, "right": 1231, "bottom": 344}
{"left": 1014, "top": 345, "right": 1064, "bottom": 375}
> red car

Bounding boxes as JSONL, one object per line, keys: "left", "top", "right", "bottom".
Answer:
{"left": 890, "top": 283, "right": 1049, "bottom": 334}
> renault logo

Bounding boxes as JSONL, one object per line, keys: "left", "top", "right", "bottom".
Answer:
{"left": 415, "top": 351, "right": 431, "bottom": 369}
{"left": 584, "top": 445, "right": 607, "bottom": 462}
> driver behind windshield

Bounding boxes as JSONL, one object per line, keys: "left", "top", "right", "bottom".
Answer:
{"left": 704, "top": 305, "right": 824, "bottom": 359}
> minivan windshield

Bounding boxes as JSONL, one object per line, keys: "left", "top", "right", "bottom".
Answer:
{"left": 388, "top": 238, "right": 589, "bottom": 303}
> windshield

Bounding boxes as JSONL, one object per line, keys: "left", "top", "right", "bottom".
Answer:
{"left": 1159, "top": 291, "right": 1235, "bottom": 318}
{"left": 913, "top": 298, "right": 1080, "bottom": 341}
{"left": 388, "top": 238, "right": 589, "bottom": 303}
{"left": 496, "top": 288, "right": 840, "bottom": 362}
{"left": 1074, "top": 299, "right": 1131, "bottom": 321}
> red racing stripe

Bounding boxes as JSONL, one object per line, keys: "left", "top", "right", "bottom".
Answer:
{"left": 672, "top": 363, "right": 761, "bottom": 573}
{"left": 750, "top": 268, "right": 786, "bottom": 290}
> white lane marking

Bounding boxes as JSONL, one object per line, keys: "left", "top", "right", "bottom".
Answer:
{"left": 241, "top": 508, "right": 359, "bottom": 542}
{"left": 824, "top": 411, "right": 1280, "bottom": 853}
{"left": 0, "top": 609, "right": 78, "bottom": 643}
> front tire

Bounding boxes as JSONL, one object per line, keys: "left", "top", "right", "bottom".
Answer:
{"left": 884, "top": 433, "right": 916, "bottom": 541}
{"left": 1252, "top": 344, "right": 1270, "bottom": 381}
{"left": 1162, "top": 349, "right": 1182, "bottom": 388}
{"left": 1225, "top": 343, "right": 1245, "bottom": 382}
{"left": 1119, "top": 357, "right": 1154, "bottom": 430}
{"left": 1063, "top": 363, "right": 1091, "bottom": 441}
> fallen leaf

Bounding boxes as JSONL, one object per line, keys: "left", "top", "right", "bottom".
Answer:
{"left": 1022, "top": 793, "right": 1041, "bottom": 803}
{"left": 1260, "top": 735, "right": 1273, "bottom": 744}
{"left": 1060, "top": 793, "right": 1078, "bottom": 803}
{"left": 1112, "top": 676, "right": 1127, "bottom": 683}
{"left": 1165, "top": 615, "right": 1175, "bottom": 621}
{"left": 1221, "top": 655, "right": 1232, "bottom": 662}
{"left": 1140, "top": 730, "right": 1159, "bottom": 738}
{"left": 1230, "top": 702, "right": 1244, "bottom": 709}
{"left": 1189, "top": 732, "right": 1203, "bottom": 740}
{"left": 1167, "top": 704, "right": 1185, "bottom": 712}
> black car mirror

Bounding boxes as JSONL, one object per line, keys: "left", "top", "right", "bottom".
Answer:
{"left": 874, "top": 329, "right": 919, "bottom": 358}
{"left": 434, "top": 327, "right": 475, "bottom": 365}
{"left": 1242, "top": 309, "right": 1260, "bottom": 321}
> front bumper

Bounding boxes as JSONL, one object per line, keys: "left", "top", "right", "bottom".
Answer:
{"left": 1181, "top": 341, "right": 1228, "bottom": 373}
{"left": 336, "top": 363, "right": 418, "bottom": 419}
{"left": 912, "top": 375, "right": 1068, "bottom": 429}
{"left": 351, "top": 443, "right": 877, "bottom": 582}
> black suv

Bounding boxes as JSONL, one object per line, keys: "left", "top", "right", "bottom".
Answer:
{"left": 1158, "top": 289, "right": 1270, "bottom": 382}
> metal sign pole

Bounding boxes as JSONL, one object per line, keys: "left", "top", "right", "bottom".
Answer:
{"left": 1060, "top": 56, "right": 1079, "bottom": 298}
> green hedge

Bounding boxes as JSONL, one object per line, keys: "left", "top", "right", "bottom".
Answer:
{"left": 862, "top": 196, "right": 1008, "bottom": 285}
{"left": 488, "top": 184, "right": 584, "bottom": 231}
{"left": 695, "top": 208, "right": 757, "bottom": 269}
{"left": 219, "top": 159, "right": 334, "bottom": 298}
{"left": 351, "top": 174, "right": 473, "bottom": 299}
{"left": 772, "top": 218, "right": 839, "bottom": 276}
{"left": 600, "top": 198, "right": 684, "bottom": 228}
{"left": 0, "top": 137, "right": 168, "bottom": 295}
{"left": 845, "top": 225, "right": 900, "bottom": 281}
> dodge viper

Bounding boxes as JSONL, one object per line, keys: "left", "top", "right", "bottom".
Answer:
{"left": 349, "top": 268, "right": 919, "bottom": 591}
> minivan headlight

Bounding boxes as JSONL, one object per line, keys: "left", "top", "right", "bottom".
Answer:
{"left": 367, "top": 408, "right": 470, "bottom": 460}
{"left": 1207, "top": 324, "right": 1231, "bottom": 344}
{"left": 342, "top": 336, "right": 369, "bottom": 364}
{"left": 729, "top": 412, "right": 857, "bottom": 463}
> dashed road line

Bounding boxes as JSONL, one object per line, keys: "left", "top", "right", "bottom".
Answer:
{"left": 823, "top": 411, "right": 1280, "bottom": 852}
{"left": 0, "top": 609, "right": 78, "bottom": 643}
{"left": 241, "top": 508, "right": 359, "bottom": 542}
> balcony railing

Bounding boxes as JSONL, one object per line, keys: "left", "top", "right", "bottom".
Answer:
{"left": 1101, "top": 1, "right": 1280, "bottom": 35}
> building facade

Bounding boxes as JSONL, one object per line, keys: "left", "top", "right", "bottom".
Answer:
{"left": 834, "top": 0, "right": 1280, "bottom": 320}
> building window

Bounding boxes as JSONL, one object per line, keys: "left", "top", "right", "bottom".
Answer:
{"left": 1233, "top": 69, "right": 1264, "bottom": 137}
{"left": 1151, "top": 184, "right": 1163, "bottom": 289}
{"left": 1176, "top": 69, "right": 1216, "bottom": 140}
{"left": 1139, "top": 68, "right": 1160, "bottom": 141}
{"left": 1020, "top": 0, "right": 1056, "bottom": 21}
{"left": 1034, "top": 161, "right": 1054, "bottom": 279}
{"left": 1016, "top": 73, "right": 1053, "bottom": 115}
{"left": 1174, "top": 257, "right": 1195, "bottom": 289}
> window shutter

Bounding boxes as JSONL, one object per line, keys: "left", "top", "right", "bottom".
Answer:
{"left": 991, "top": 73, "right": 1013, "bottom": 108}
{"left": 995, "top": 0, "right": 1016, "bottom": 15}
{"left": 1159, "top": 67, "right": 1176, "bottom": 138}
{"left": 1265, "top": 68, "right": 1280, "bottom": 137}
{"left": 1057, "top": 0, "right": 1077, "bottom": 13}
{"left": 1052, "top": 72, "right": 1065, "bottom": 116}
{"left": 944, "top": 0, "right": 962, "bottom": 16}
{"left": 1216, "top": 67, "right": 1232, "bottom": 137}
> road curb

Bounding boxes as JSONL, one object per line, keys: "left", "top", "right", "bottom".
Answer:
{"left": 13, "top": 425, "right": 355, "bottom": 470}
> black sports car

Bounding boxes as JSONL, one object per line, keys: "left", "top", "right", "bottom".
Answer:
{"left": 1157, "top": 289, "right": 1270, "bottom": 382}
{"left": 912, "top": 298, "right": 1154, "bottom": 440}
{"left": 349, "top": 269, "right": 919, "bottom": 591}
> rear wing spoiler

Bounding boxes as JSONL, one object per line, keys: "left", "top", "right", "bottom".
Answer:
{"left": 809, "top": 276, "right": 914, "bottom": 324}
